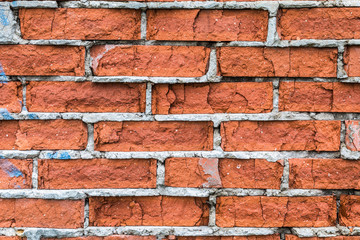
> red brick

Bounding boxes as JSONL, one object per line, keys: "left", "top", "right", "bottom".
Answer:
{"left": 344, "top": 46, "right": 360, "bottom": 77}
{"left": 286, "top": 236, "right": 360, "bottom": 240}
{"left": 216, "top": 196, "right": 336, "bottom": 227}
{"left": 0, "top": 82, "right": 22, "bottom": 113}
{"left": 152, "top": 82, "right": 273, "bottom": 114}
{"left": 165, "top": 158, "right": 283, "bottom": 189}
{"left": 0, "top": 120, "right": 88, "bottom": 150}
{"left": 345, "top": 120, "right": 360, "bottom": 151}
{"left": 340, "top": 195, "right": 360, "bottom": 226}
{"left": 218, "top": 47, "right": 337, "bottom": 77}
{"left": 147, "top": 9, "right": 268, "bottom": 41}
{"left": 94, "top": 121, "right": 213, "bottom": 151}
{"left": 177, "top": 236, "right": 280, "bottom": 240}
{"left": 278, "top": 8, "right": 360, "bottom": 40}
{"left": 38, "top": 158, "right": 157, "bottom": 189}
{"left": 220, "top": 121, "right": 341, "bottom": 151}
{"left": 0, "top": 159, "right": 32, "bottom": 189}
{"left": 44, "top": 237, "right": 156, "bottom": 240}
{"left": 289, "top": 158, "right": 360, "bottom": 189}
{"left": 90, "top": 45, "right": 210, "bottom": 77}
{"left": 19, "top": 8, "right": 141, "bottom": 40}
{"left": 89, "top": 196, "right": 209, "bottom": 226}
{"left": 0, "top": 45, "right": 85, "bottom": 76}
{"left": 27, "top": 82, "right": 146, "bottom": 113}
{"left": 0, "top": 198, "right": 83, "bottom": 228}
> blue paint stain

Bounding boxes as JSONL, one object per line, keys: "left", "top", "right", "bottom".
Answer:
{"left": 0, "top": 7, "right": 9, "bottom": 26}
{"left": 0, "top": 159, "right": 23, "bottom": 177}
{"left": 11, "top": 1, "right": 17, "bottom": 7}
{"left": 0, "top": 109, "right": 14, "bottom": 120}
{"left": 28, "top": 113, "right": 39, "bottom": 119}
{"left": 0, "top": 63, "right": 8, "bottom": 83}
{"left": 47, "top": 151, "right": 71, "bottom": 160}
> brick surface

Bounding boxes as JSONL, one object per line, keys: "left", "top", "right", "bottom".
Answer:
{"left": 216, "top": 196, "right": 336, "bottom": 227}
{"left": 91, "top": 45, "right": 210, "bottom": 77}
{"left": 218, "top": 47, "right": 337, "bottom": 77}
{"left": 0, "top": 159, "right": 32, "bottom": 189}
{"left": 0, "top": 120, "right": 88, "bottom": 150}
{"left": 0, "top": 82, "right": 22, "bottom": 113}
{"left": 220, "top": 121, "right": 341, "bottom": 151}
{"left": 165, "top": 158, "right": 283, "bottom": 189}
{"left": 345, "top": 120, "right": 360, "bottom": 151}
{"left": 147, "top": 9, "right": 268, "bottom": 41}
{"left": 344, "top": 46, "right": 360, "bottom": 77}
{"left": 89, "top": 196, "right": 209, "bottom": 226}
{"left": 0, "top": 198, "right": 84, "bottom": 228}
{"left": 27, "top": 82, "right": 146, "bottom": 113}
{"left": 38, "top": 159, "right": 157, "bottom": 189}
{"left": 19, "top": 8, "right": 141, "bottom": 40}
{"left": 289, "top": 158, "right": 360, "bottom": 189}
{"left": 340, "top": 195, "right": 360, "bottom": 226}
{"left": 94, "top": 121, "right": 213, "bottom": 151}
{"left": 152, "top": 82, "right": 273, "bottom": 114}
{"left": 0, "top": 45, "right": 85, "bottom": 76}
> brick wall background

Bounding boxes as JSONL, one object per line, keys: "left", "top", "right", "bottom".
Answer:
{"left": 0, "top": 0, "right": 360, "bottom": 240}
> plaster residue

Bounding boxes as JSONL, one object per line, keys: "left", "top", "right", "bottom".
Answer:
{"left": 198, "top": 158, "right": 222, "bottom": 188}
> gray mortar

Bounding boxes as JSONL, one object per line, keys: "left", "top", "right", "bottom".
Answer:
{"left": 1, "top": 0, "right": 360, "bottom": 239}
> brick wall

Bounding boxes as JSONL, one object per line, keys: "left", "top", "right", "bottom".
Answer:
{"left": 0, "top": 0, "right": 360, "bottom": 240}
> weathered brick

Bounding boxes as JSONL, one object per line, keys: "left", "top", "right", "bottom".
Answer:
{"left": 340, "top": 195, "right": 360, "bottom": 226}
{"left": 279, "top": 82, "right": 360, "bottom": 112}
{"left": 19, "top": 8, "right": 141, "bottom": 40}
{"left": 0, "top": 45, "right": 85, "bottom": 76}
{"left": 0, "top": 82, "right": 22, "bottom": 113}
{"left": 0, "top": 159, "right": 32, "bottom": 189}
{"left": 44, "top": 237, "right": 156, "bottom": 240}
{"left": 286, "top": 235, "right": 360, "bottom": 240}
{"left": 165, "top": 158, "right": 283, "bottom": 189}
{"left": 218, "top": 47, "right": 337, "bottom": 77}
{"left": 177, "top": 237, "right": 280, "bottom": 240}
{"left": 89, "top": 196, "right": 209, "bottom": 226}
{"left": 0, "top": 198, "right": 83, "bottom": 228}
{"left": 216, "top": 196, "right": 336, "bottom": 227}
{"left": 220, "top": 121, "right": 341, "bottom": 151}
{"left": 0, "top": 120, "right": 88, "bottom": 150}
{"left": 147, "top": 9, "right": 268, "bottom": 41}
{"left": 94, "top": 121, "right": 213, "bottom": 151}
{"left": 38, "top": 159, "right": 157, "bottom": 189}
{"left": 289, "top": 158, "right": 360, "bottom": 189}
{"left": 278, "top": 8, "right": 360, "bottom": 40}
{"left": 345, "top": 120, "right": 360, "bottom": 151}
{"left": 344, "top": 46, "right": 360, "bottom": 77}
{"left": 27, "top": 82, "right": 146, "bottom": 113}
{"left": 90, "top": 45, "right": 210, "bottom": 77}
{"left": 152, "top": 82, "right": 273, "bottom": 114}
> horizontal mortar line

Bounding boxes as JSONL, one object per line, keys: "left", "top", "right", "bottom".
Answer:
{"left": 8, "top": 0, "right": 360, "bottom": 9}
{"left": 0, "top": 149, "right": 342, "bottom": 161}
{"left": 3, "top": 39, "right": 360, "bottom": 48}
{"left": 2, "top": 112, "right": 360, "bottom": 123}
{"left": 7, "top": 76, "right": 360, "bottom": 84}
{"left": 0, "top": 188, "right": 355, "bottom": 199}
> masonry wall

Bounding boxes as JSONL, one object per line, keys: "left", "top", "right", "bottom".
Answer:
{"left": 1, "top": 0, "right": 360, "bottom": 240}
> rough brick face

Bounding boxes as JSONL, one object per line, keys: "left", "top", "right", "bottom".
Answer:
{"left": 218, "top": 47, "right": 337, "bottom": 77}
{"left": 89, "top": 196, "right": 209, "bottom": 226}
{"left": 340, "top": 195, "right": 360, "bottom": 226}
{"left": 289, "top": 159, "right": 360, "bottom": 189}
{"left": 91, "top": 45, "right": 210, "bottom": 77}
{"left": 165, "top": 158, "right": 283, "bottom": 189}
{"left": 279, "top": 82, "right": 360, "bottom": 112}
{"left": 0, "top": 45, "right": 85, "bottom": 76}
{"left": 345, "top": 120, "right": 360, "bottom": 151}
{"left": 216, "top": 196, "right": 336, "bottom": 227}
{"left": 27, "top": 82, "right": 146, "bottom": 113}
{"left": 19, "top": 8, "right": 141, "bottom": 40}
{"left": 44, "top": 237, "right": 157, "bottom": 240}
{"left": 0, "top": 82, "right": 22, "bottom": 113}
{"left": 152, "top": 82, "right": 273, "bottom": 114}
{"left": 0, "top": 159, "right": 32, "bottom": 189}
{"left": 38, "top": 159, "right": 157, "bottom": 189}
{"left": 147, "top": 9, "right": 268, "bottom": 41}
{"left": 0, "top": 120, "right": 88, "bottom": 150}
{"left": 344, "top": 46, "right": 360, "bottom": 77}
{"left": 94, "top": 121, "right": 213, "bottom": 151}
{"left": 220, "top": 121, "right": 341, "bottom": 151}
{"left": 0, "top": 198, "right": 83, "bottom": 228}
{"left": 278, "top": 8, "right": 360, "bottom": 40}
